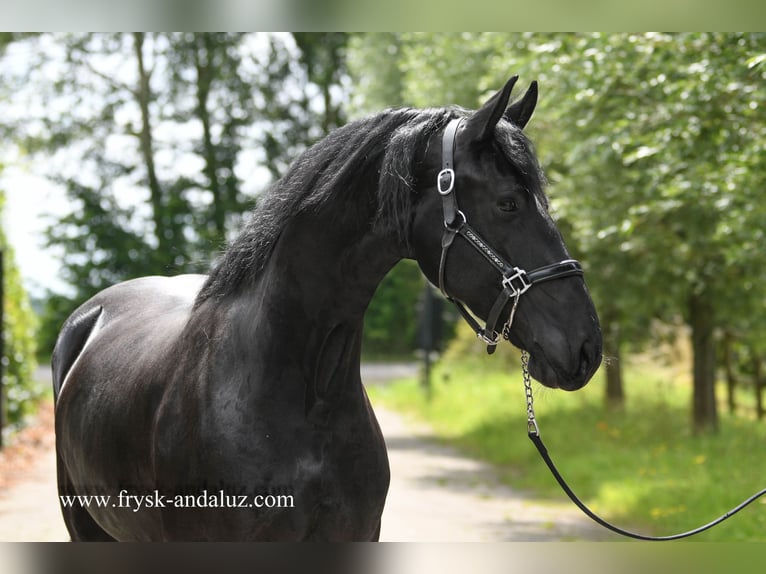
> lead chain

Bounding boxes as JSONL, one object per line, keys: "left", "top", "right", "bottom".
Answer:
{"left": 521, "top": 350, "right": 540, "bottom": 436}
{"left": 500, "top": 292, "right": 521, "bottom": 342}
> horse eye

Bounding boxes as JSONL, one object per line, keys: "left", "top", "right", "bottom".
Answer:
{"left": 497, "top": 199, "right": 518, "bottom": 213}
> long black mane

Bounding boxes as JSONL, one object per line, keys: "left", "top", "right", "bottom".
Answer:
{"left": 195, "top": 105, "right": 545, "bottom": 306}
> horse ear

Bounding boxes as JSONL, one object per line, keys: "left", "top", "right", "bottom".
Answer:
{"left": 504, "top": 81, "right": 538, "bottom": 130}
{"left": 462, "top": 75, "right": 519, "bottom": 143}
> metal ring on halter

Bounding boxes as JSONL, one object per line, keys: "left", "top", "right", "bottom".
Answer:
{"left": 436, "top": 117, "right": 585, "bottom": 353}
{"left": 443, "top": 209, "right": 466, "bottom": 229}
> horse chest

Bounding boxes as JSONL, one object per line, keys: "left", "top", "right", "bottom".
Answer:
{"left": 152, "top": 392, "right": 389, "bottom": 540}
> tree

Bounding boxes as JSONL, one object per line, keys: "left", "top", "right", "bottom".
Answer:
{"left": 346, "top": 33, "right": 407, "bottom": 115}
{"left": 351, "top": 32, "right": 766, "bottom": 432}
{"left": 253, "top": 33, "right": 351, "bottom": 181}
{"left": 293, "top": 33, "right": 349, "bottom": 134}
{"left": 2, "top": 33, "right": 292, "bottom": 354}
{"left": 490, "top": 33, "right": 766, "bottom": 431}
{"left": 0, "top": 191, "right": 39, "bottom": 431}
{"left": 162, "top": 33, "right": 260, "bottom": 247}
{"left": 347, "top": 34, "right": 442, "bottom": 358}
{"left": 0, "top": 35, "right": 40, "bottom": 431}
{"left": 3, "top": 33, "right": 410, "bottom": 358}
{"left": 4, "top": 33, "right": 246, "bottom": 352}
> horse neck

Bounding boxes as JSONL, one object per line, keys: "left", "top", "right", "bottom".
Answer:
{"left": 229, "top": 208, "right": 403, "bottom": 372}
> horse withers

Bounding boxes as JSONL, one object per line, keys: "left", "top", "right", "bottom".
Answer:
{"left": 52, "top": 76, "right": 602, "bottom": 541}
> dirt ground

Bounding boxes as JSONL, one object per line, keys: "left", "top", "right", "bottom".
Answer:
{"left": 0, "top": 401, "right": 68, "bottom": 541}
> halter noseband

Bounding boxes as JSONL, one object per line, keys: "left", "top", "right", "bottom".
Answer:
{"left": 437, "top": 117, "right": 584, "bottom": 354}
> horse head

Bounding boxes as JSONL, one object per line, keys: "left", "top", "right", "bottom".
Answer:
{"left": 410, "top": 76, "right": 602, "bottom": 391}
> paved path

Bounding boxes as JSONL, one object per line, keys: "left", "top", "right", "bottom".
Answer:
{"left": 0, "top": 364, "right": 610, "bottom": 541}
{"left": 374, "top": 403, "right": 610, "bottom": 541}
{"left": 0, "top": 433, "right": 68, "bottom": 541}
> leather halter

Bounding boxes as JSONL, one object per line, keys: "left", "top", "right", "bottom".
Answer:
{"left": 437, "top": 117, "right": 584, "bottom": 353}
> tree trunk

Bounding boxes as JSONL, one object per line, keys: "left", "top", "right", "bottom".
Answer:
{"left": 722, "top": 330, "right": 737, "bottom": 415}
{"left": 133, "top": 33, "right": 172, "bottom": 257}
{"left": 320, "top": 78, "right": 337, "bottom": 135}
{"left": 753, "top": 352, "right": 764, "bottom": 421}
{"left": 689, "top": 292, "right": 718, "bottom": 434}
{"left": 193, "top": 34, "right": 226, "bottom": 239}
{"left": 604, "top": 320, "right": 624, "bottom": 411}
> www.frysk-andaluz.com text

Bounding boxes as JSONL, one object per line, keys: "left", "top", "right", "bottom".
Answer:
{"left": 60, "top": 489, "right": 295, "bottom": 512}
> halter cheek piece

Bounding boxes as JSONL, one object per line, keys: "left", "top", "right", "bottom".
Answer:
{"left": 437, "top": 117, "right": 584, "bottom": 353}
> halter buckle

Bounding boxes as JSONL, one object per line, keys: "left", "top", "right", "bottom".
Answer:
{"left": 502, "top": 267, "right": 532, "bottom": 297}
{"left": 477, "top": 329, "right": 500, "bottom": 346}
{"left": 437, "top": 168, "right": 455, "bottom": 195}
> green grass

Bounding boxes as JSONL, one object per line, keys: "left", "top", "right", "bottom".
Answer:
{"left": 368, "top": 355, "right": 766, "bottom": 541}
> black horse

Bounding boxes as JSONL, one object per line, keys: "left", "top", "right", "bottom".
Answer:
{"left": 52, "top": 76, "right": 602, "bottom": 541}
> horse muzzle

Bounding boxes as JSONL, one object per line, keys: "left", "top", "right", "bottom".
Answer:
{"left": 526, "top": 332, "right": 602, "bottom": 391}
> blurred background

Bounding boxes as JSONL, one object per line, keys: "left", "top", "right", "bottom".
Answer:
{"left": 1, "top": 32, "right": 765, "bottom": 540}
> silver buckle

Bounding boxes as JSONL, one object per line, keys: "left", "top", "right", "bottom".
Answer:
{"left": 502, "top": 267, "right": 531, "bottom": 297}
{"left": 477, "top": 329, "right": 500, "bottom": 346}
{"left": 437, "top": 168, "right": 455, "bottom": 195}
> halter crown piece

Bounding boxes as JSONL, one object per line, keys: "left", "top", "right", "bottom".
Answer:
{"left": 436, "top": 117, "right": 584, "bottom": 353}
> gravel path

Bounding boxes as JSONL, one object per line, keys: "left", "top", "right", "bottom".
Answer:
{"left": 0, "top": 428, "right": 68, "bottom": 541}
{"left": 0, "top": 364, "right": 611, "bottom": 541}
{"left": 374, "top": 402, "right": 610, "bottom": 541}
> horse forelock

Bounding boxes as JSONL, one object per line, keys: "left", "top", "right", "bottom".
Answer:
{"left": 493, "top": 121, "right": 548, "bottom": 209}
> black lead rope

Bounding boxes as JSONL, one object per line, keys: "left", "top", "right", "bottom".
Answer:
{"left": 521, "top": 351, "right": 766, "bottom": 541}
{"left": 437, "top": 114, "right": 766, "bottom": 539}
{"left": 437, "top": 115, "right": 766, "bottom": 539}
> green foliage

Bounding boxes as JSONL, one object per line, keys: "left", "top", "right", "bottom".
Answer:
{"left": 257, "top": 33, "right": 350, "bottom": 179}
{"left": 347, "top": 33, "right": 406, "bottom": 116}
{"left": 2, "top": 33, "right": 362, "bottom": 357}
{"left": 1, "top": 192, "right": 40, "bottom": 428}
{"left": 4, "top": 33, "right": 266, "bottom": 352}
{"left": 499, "top": 33, "right": 766, "bottom": 428}
{"left": 292, "top": 33, "right": 349, "bottom": 134}
{"left": 1, "top": 32, "right": 421, "bottom": 361}
{"left": 396, "top": 33, "right": 494, "bottom": 109}
{"left": 352, "top": 32, "right": 766, "bottom": 427}
{"left": 503, "top": 33, "right": 766, "bottom": 342}
{"left": 163, "top": 33, "right": 262, "bottom": 246}
{"left": 363, "top": 260, "right": 424, "bottom": 358}
{"left": 369, "top": 357, "right": 766, "bottom": 541}
{"left": 440, "top": 320, "right": 521, "bottom": 371}
{"left": 1, "top": 34, "right": 42, "bottom": 429}
{"left": 348, "top": 32, "right": 497, "bottom": 112}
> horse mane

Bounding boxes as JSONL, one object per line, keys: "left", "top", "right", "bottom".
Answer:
{"left": 194, "top": 105, "right": 545, "bottom": 306}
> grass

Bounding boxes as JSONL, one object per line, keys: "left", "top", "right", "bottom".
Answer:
{"left": 367, "top": 354, "right": 766, "bottom": 541}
